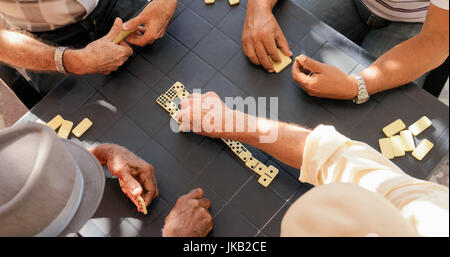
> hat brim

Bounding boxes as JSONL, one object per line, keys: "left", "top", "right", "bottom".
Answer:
{"left": 59, "top": 139, "right": 105, "bottom": 236}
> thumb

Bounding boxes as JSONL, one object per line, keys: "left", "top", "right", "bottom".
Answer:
{"left": 121, "top": 174, "right": 143, "bottom": 196}
{"left": 297, "top": 55, "right": 324, "bottom": 73}
{"left": 123, "top": 16, "right": 143, "bottom": 31}
{"left": 104, "top": 17, "right": 123, "bottom": 41}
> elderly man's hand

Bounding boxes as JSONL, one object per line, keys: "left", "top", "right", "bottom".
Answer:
{"left": 177, "top": 92, "right": 232, "bottom": 139}
{"left": 65, "top": 18, "right": 133, "bottom": 75}
{"left": 122, "top": 0, "right": 177, "bottom": 46}
{"left": 162, "top": 188, "right": 213, "bottom": 237}
{"left": 242, "top": 0, "right": 292, "bottom": 72}
{"left": 292, "top": 55, "right": 358, "bottom": 100}
{"left": 90, "top": 144, "right": 158, "bottom": 214}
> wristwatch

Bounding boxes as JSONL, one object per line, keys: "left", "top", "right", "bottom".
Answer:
{"left": 54, "top": 47, "right": 68, "bottom": 74}
{"left": 352, "top": 74, "right": 370, "bottom": 104}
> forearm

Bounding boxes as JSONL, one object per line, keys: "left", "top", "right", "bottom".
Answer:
{"left": 362, "top": 5, "right": 449, "bottom": 95}
{"left": 362, "top": 33, "right": 449, "bottom": 95}
{"left": 220, "top": 111, "right": 310, "bottom": 169}
{"left": 0, "top": 29, "right": 85, "bottom": 73}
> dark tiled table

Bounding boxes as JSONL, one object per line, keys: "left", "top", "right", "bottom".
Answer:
{"left": 16, "top": 0, "right": 449, "bottom": 237}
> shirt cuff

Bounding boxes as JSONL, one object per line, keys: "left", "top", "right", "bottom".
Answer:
{"left": 299, "top": 125, "right": 351, "bottom": 185}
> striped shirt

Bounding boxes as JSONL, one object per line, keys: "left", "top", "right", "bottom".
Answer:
{"left": 0, "top": 0, "right": 99, "bottom": 32}
{"left": 361, "top": 0, "right": 449, "bottom": 23}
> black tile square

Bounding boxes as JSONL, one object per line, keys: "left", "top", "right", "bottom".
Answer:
{"left": 261, "top": 203, "right": 291, "bottom": 236}
{"left": 154, "top": 121, "right": 206, "bottom": 165}
{"left": 189, "top": 0, "right": 232, "bottom": 25}
{"left": 221, "top": 51, "right": 270, "bottom": 94}
{"left": 126, "top": 54, "right": 164, "bottom": 89}
{"left": 140, "top": 34, "right": 189, "bottom": 73}
{"left": 72, "top": 93, "right": 123, "bottom": 139}
{"left": 217, "top": 6, "right": 246, "bottom": 44}
{"left": 296, "top": 31, "right": 326, "bottom": 57}
{"left": 311, "top": 96, "right": 378, "bottom": 135}
{"left": 193, "top": 28, "right": 240, "bottom": 70}
{"left": 210, "top": 205, "right": 258, "bottom": 237}
{"left": 137, "top": 139, "right": 195, "bottom": 202}
{"left": 314, "top": 42, "right": 358, "bottom": 74}
{"left": 272, "top": 81, "right": 319, "bottom": 125}
{"left": 167, "top": 8, "right": 213, "bottom": 49}
{"left": 80, "top": 73, "right": 111, "bottom": 90}
{"left": 55, "top": 77, "right": 96, "bottom": 114}
{"left": 168, "top": 52, "right": 216, "bottom": 88}
{"left": 182, "top": 137, "right": 224, "bottom": 176}
{"left": 265, "top": 160, "right": 300, "bottom": 201}
{"left": 275, "top": 11, "right": 309, "bottom": 46}
{"left": 200, "top": 151, "right": 252, "bottom": 201}
{"left": 203, "top": 73, "right": 248, "bottom": 100}
{"left": 229, "top": 176, "right": 285, "bottom": 229}
{"left": 127, "top": 90, "right": 170, "bottom": 136}
{"left": 99, "top": 116, "right": 150, "bottom": 153}
{"left": 100, "top": 70, "right": 149, "bottom": 112}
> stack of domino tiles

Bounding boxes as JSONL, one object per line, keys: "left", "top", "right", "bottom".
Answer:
{"left": 379, "top": 116, "right": 434, "bottom": 161}
{"left": 45, "top": 115, "right": 93, "bottom": 139}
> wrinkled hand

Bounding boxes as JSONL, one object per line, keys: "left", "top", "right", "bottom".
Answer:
{"left": 68, "top": 18, "right": 133, "bottom": 75}
{"left": 162, "top": 188, "right": 213, "bottom": 237}
{"left": 90, "top": 144, "right": 159, "bottom": 214}
{"left": 177, "top": 92, "right": 231, "bottom": 138}
{"left": 122, "top": 0, "right": 177, "bottom": 46}
{"left": 242, "top": 1, "right": 292, "bottom": 72}
{"left": 292, "top": 55, "right": 358, "bottom": 100}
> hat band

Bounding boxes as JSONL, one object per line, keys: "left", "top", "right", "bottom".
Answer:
{"left": 35, "top": 163, "right": 84, "bottom": 237}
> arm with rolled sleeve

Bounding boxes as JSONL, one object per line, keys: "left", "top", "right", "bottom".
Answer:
{"left": 300, "top": 125, "right": 449, "bottom": 237}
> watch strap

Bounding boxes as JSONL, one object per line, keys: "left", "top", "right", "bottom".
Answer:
{"left": 352, "top": 74, "right": 370, "bottom": 104}
{"left": 55, "top": 47, "right": 68, "bottom": 74}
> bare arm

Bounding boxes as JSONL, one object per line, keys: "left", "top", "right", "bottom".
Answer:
{"left": 178, "top": 92, "right": 310, "bottom": 170}
{"left": 362, "top": 4, "right": 449, "bottom": 94}
{"left": 0, "top": 18, "right": 134, "bottom": 75}
{"left": 292, "top": 4, "right": 449, "bottom": 100}
{"left": 226, "top": 113, "right": 310, "bottom": 170}
{"left": 0, "top": 29, "right": 64, "bottom": 72}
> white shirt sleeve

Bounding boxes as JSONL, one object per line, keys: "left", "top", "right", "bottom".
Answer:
{"left": 431, "top": 0, "right": 449, "bottom": 10}
{"left": 300, "top": 125, "right": 449, "bottom": 237}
